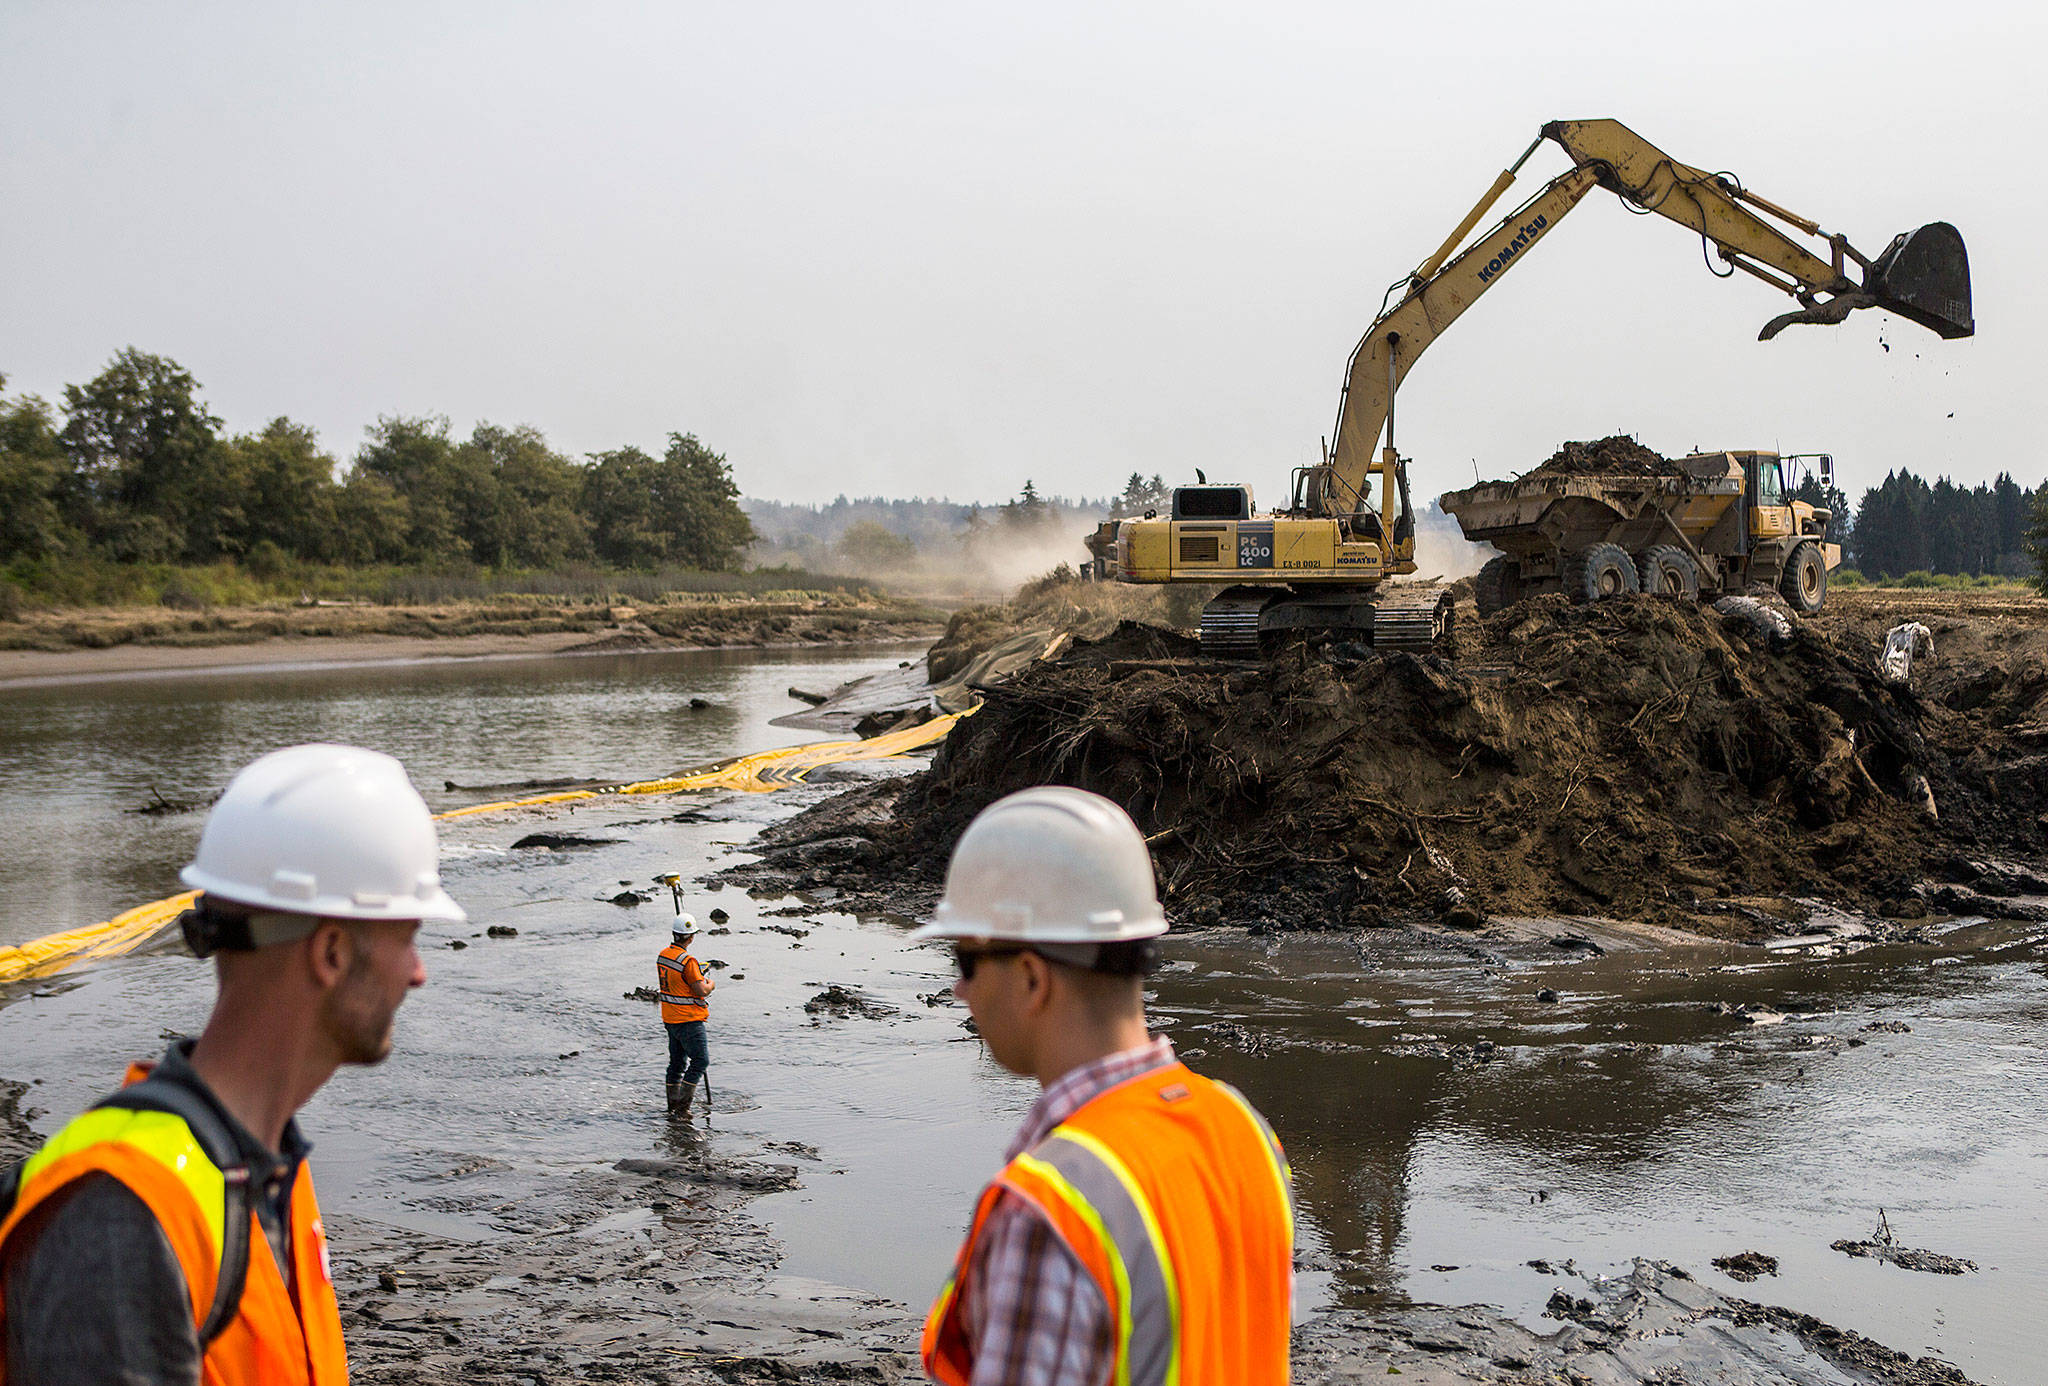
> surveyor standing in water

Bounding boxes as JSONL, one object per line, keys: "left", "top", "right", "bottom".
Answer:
{"left": 0, "top": 743, "right": 459, "bottom": 1385}
{"left": 915, "top": 787, "right": 1295, "bottom": 1385}
{"left": 657, "top": 915, "right": 714, "bottom": 1114}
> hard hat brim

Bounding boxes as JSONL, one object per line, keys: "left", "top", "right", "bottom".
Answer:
{"left": 906, "top": 908, "right": 1168, "bottom": 945}
{"left": 181, "top": 866, "right": 469, "bottom": 926}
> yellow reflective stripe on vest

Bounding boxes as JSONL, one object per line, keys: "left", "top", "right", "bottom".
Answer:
{"left": 21, "top": 1107, "right": 225, "bottom": 1254}
{"left": 1018, "top": 1130, "right": 1181, "bottom": 1386}
{"left": 1212, "top": 1080, "right": 1295, "bottom": 1248}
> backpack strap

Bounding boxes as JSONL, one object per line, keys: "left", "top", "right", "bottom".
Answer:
{"left": 95, "top": 1079, "right": 253, "bottom": 1348}
{"left": 0, "top": 1155, "right": 22, "bottom": 1226}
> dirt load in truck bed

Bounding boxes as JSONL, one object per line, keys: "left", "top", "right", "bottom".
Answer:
{"left": 1522, "top": 433, "right": 1683, "bottom": 479}
{"left": 734, "top": 588, "right": 2048, "bottom": 939}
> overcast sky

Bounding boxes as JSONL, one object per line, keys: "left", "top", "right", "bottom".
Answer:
{"left": 3, "top": 1, "right": 2041, "bottom": 507}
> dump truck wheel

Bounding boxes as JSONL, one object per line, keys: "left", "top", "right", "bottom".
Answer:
{"left": 1636, "top": 545, "right": 1699, "bottom": 600}
{"left": 1780, "top": 541, "right": 1826, "bottom": 614}
{"left": 1474, "top": 556, "right": 1519, "bottom": 616}
{"left": 1566, "top": 543, "right": 1639, "bottom": 603}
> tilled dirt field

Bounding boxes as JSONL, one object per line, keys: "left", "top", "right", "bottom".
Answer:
{"left": 731, "top": 586, "right": 2048, "bottom": 939}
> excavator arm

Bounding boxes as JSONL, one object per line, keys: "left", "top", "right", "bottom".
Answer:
{"left": 1312, "top": 118, "right": 1973, "bottom": 529}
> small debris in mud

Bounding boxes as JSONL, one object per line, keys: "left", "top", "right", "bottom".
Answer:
{"left": 376, "top": 1270, "right": 399, "bottom": 1292}
{"left": 803, "top": 984, "right": 896, "bottom": 1021}
{"left": 763, "top": 1140, "right": 821, "bottom": 1160}
{"left": 1864, "top": 1019, "right": 1913, "bottom": 1033}
{"left": 1832, "top": 1210, "right": 1977, "bottom": 1274}
{"left": 624, "top": 986, "right": 660, "bottom": 1003}
{"left": 1543, "top": 1288, "right": 1600, "bottom": 1322}
{"left": 447, "top": 939, "right": 466, "bottom": 950}
{"left": 763, "top": 922, "right": 810, "bottom": 940}
{"left": 1710, "top": 1001, "right": 1791, "bottom": 1026}
{"left": 608, "top": 889, "right": 651, "bottom": 906}
{"left": 128, "top": 786, "right": 215, "bottom": 816}
{"left": 1548, "top": 931, "right": 1604, "bottom": 954}
{"left": 688, "top": 696, "right": 713, "bottom": 709}
{"left": 614, "top": 1155, "right": 799, "bottom": 1192}
{"left": 511, "top": 832, "right": 624, "bottom": 850}
{"left": 1712, "top": 1250, "right": 1780, "bottom": 1281}
{"left": 709, "top": 907, "right": 730, "bottom": 923}
{"left": 1535, "top": 987, "right": 1560, "bottom": 1002}
{"left": 485, "top": 925, "right": 517, "bottom": 938}
{"left": 918, "top": 991, "right": 956, "bottom": 1008}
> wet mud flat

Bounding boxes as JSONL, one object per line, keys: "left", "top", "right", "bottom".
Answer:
{"left": 728, "top": 592, "right": 2048, "bottom": 938}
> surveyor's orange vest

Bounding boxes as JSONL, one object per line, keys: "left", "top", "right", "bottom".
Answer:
{"left": 0, "top": 1064, "right": 348, "bottom": 1386}
{"left": 922, "top": 1061, "right": 1294, "bottom": 1386}
{"left": 657, "top": 943, "right": 709, "bottom": 1023}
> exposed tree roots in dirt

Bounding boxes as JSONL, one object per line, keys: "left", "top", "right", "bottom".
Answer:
{"left": 737, "top": 593, "right": 2048, "bottom": 937}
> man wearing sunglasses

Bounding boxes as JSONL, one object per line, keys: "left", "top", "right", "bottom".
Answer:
{"left": 914, "top": 786, "right": 1294, "bottom": 1386}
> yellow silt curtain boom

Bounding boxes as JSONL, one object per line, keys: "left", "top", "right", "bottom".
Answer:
{"left": 0, "top": 710, "right": 970, "bottom": 986}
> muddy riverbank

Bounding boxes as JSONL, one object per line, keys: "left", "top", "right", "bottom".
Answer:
{"left": 0, "top": 593, "right": 945, "bottom": 687}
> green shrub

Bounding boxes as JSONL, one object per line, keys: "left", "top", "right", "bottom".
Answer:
{"left": 159, "top": 574, "right": 207, "bottom": 610}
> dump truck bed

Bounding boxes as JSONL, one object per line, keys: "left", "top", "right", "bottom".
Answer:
{"left": 1439, "top": 456, "right": 1744, "bottom": 561}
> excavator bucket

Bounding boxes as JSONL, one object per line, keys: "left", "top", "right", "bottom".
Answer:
{"left": 1867, "top": 221, "right": 1973, "bottom": 339}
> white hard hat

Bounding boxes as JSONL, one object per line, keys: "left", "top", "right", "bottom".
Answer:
{"left": 910, "top": 787, "right": 1168, "bottom": 945}
{"left": 673, "top": 912, "right": 698, "bottom": 936}
{"left": 181, "top": 744, "right": 466, "bottom": 925}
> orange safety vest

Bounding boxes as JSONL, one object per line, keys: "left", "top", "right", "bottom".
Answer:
{"left": 657, "top": 943, "right": 708, "bottom": 1023}
{"left": 0, "top": 1064, "right": 348, "bottom": 1386}
{"left": 922, "top": 1061, "right": 1294, "bottom": 1386}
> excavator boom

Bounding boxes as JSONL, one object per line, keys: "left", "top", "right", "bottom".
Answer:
{"left": 1319, "top": 119, "right": 1973, "bottom": 523}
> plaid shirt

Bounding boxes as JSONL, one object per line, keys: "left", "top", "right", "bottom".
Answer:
{"left": 952, "top": 1037, "right": 1177, "bottom": 1386}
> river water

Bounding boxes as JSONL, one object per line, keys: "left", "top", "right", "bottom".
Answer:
{"left": 2, "top": 645, "right": 2041, "bottom": 1382}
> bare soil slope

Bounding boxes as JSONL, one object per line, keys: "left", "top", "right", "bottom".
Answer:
{"left": 743, "top": 589, "right": 2048, "bottom": 937}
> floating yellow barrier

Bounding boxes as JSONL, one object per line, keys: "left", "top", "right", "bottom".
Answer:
{"left": 0, "top": 709, "right": 971, "bottom": 986}
{"left": 435, "top": 709, "right": 967, "bottom": 819}
{"left": 0, "top": 892, "right": 200, "bottom": 986}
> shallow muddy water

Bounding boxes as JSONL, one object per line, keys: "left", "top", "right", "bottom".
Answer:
{"left": 2, "top": 645, "right": 2041, "bottom": 1383}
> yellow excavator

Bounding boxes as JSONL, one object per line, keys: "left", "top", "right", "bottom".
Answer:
{"left": 1102, "top": 118, "right": 1973, "bottom": 657}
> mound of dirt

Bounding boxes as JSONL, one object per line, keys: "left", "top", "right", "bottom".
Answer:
{"left": 1525, "top": 434, "right": 1680, "bottom": 479}
{"left": 740, "top": 593, "right": 2048, "bottom": 937}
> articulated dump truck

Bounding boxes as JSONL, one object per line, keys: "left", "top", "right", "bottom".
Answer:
{"left": 1439, "top": 449, "right": 1841, "bottom": 617}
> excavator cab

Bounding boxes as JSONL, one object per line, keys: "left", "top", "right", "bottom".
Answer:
{"left": 1868, "top": 222, "right": 1973, "bottom": 340}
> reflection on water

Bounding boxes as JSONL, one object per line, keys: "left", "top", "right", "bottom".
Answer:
{"left": 2, "top": 645, "right": 2041, "bottom": 1384}
{"left": 0, "top": 644, "right": 924, "bottom": 948}
{"left": 1159, "top": 926, "right": 2046, "bottom": 1382}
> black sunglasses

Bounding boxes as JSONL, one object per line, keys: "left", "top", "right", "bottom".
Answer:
{"left": 953, "top": 944, "right": 1030, "bottom": 980}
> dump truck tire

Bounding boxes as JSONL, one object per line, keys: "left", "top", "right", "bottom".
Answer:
{"left": 1780, "top": 541, "right": 1826, "bottom": 614}
{"left": 1566, "top": 544, "right": 1639, "bottom": 603}
{"left": 1474, "top": 556, "right": 1518, "bottom": 616}
{"left": 1636, "top": 545, "right": 1699, "bottom": 601}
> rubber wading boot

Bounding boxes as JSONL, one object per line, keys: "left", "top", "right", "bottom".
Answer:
{"left": 673, "top": 1082, "right": 697, "bottom": 1116}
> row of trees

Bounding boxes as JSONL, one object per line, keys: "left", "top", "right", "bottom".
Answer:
{"left": 0, "top": 350, "right": 754, "bottom": 572}
{"left": 1848, "top": 470, "right": 2038, "bottom": 579}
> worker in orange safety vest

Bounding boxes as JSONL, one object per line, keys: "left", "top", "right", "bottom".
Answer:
{"left": 915, "top": 787, "right": 1295, "bottom": 1386}
{"left": 0, "top": 743, "right": 462, "bottom": 1386}
{"left": 657, "top": 915, "right": 715, "bottom": 1115}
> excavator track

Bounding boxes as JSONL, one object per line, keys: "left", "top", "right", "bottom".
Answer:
{"left": 1199, "top": 584, "right": 1454, "bottom": 660}
{"left": 1198, "top": 587, "right": 1270, "bottom": 659}
{"left": 1369, "top": 586, "right": 1455, "bottom": 654}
